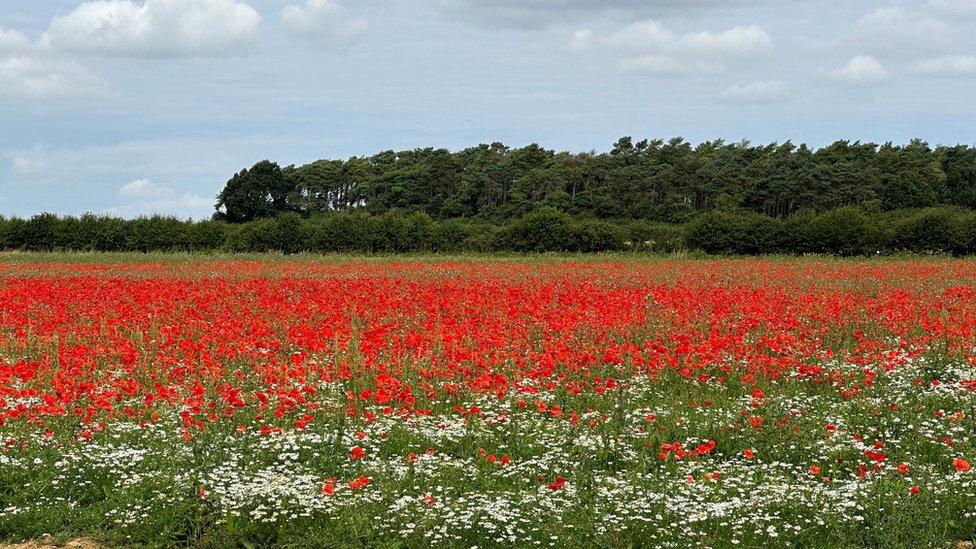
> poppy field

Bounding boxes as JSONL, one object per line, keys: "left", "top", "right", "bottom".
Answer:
{"left": 1, "top": 257, "right": 975, "bottom": 548}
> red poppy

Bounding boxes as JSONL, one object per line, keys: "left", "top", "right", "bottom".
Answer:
{"left": 547, "top": 476, "right": 566, "bottom": 491}
{"left": 954, "top": 458, "right": 971, "bottom": 473}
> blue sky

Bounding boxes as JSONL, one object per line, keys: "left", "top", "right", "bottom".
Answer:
{"left": 1, "top": 0, "right": 975, "bottom": 219}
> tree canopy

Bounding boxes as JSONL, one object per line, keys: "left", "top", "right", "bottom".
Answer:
{"left": 213, "top": 138, "right": 976, "bottom": 222}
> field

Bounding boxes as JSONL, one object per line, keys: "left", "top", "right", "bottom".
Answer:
{"left": 1, "top": 255, "right": 975, "bottom": 548}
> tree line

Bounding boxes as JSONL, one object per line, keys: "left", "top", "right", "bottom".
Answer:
{"left": 2, "top": 137, "right": 975, "bottom": 255}
{"left": 5, "top": 205, "right": 976, "bottom": 255}
{"left": 214, "top": 138, "right": 976, "bottom": 223}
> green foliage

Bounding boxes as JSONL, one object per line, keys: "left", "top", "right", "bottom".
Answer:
{"left": 685, "top": 210, "right": 782, "bottom": 255}
{"left": 215, "top": 160, "right": 295, "bottom": 223}
{"left": 7, "top": 206, "right": 976, "bottom": 256}
{"left": 213, "top": 138, "right": 976, "bottom": 224}
{"left": 274, "top": 213, "right": 306, "bottom": 254}
{"left": 495, "top": 208, "right": 578, "bottom": 252}
{"left": 306, "top": 213, "right": 374, "bottom": 253}
{"left": 187, "top": 221, "right": 229, "bottom": 250}
{"left": 575, "top": 219, "right": 626, "bottom": 253}
{"left": 885, "top": 208, "right": 972, "bottom": 254}
{"left": 797, "top": 206, "right": 878, "bottom": 256}
{"left": 224, "top": 219, "right": 280, "bottom": 253}
{"left": 622, "top": 221, "right": 687, "bottom": 253}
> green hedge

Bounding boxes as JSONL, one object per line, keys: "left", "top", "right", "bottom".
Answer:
{"left": 0, "top": 210, "right": 623, "bottom": 254}
{"left": 3, "top": 206, "right": 976, "bottom": 255}
{"left": 684, "top": 206, "right": 976, "bottom": 256}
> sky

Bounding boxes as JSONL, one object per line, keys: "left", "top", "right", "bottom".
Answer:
{"left": 1, "top": 0, "right": 975, "bottom": 219}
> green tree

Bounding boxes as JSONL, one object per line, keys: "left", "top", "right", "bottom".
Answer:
{"left": 214, "top": 160, "right": 294, "bottom": 222}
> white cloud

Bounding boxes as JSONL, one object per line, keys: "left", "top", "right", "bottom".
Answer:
{"left": 568, "top": 28, "right": 592, "bottom": 51}
{"left": 106, "top": 192, "right": 212, "bottom": 218}
{"left": 280, "top": 0, "right": 366, "bottom": 44}
{"left": 118, "top": 178, "right": 172, "bottom": 198}
{"left": 913, "top": 55, "right": 976, "bottom": 76}
{"left": 605, "top": 21, "right": 771, "bottom": 58}
{"left": 42, "top": 0, "right": 262, "bottom": 57}
{"left": 619, "top": 55, "right": 725, "bottom": 74}
{"left": 7, "top": 153, "right": 47, "bottom": 174}
{"left": 0, "top": 136, "right": 276, "bottom": 218}
{"left": 825, "top": 55, "right": 889, "bottom": 85}
{"left": 678, "top": 25, "right": 772, "bottom": 56}
{"left": 721, "top": 80, "right": 790, "bottom": 102}
{"left": 0, "top": 55, "right": 109, "bottom": 99}
{"left": 115, "top": 178, "right": 212, "bottom": 218}
{"left": 594, "top": 20, "right": 771, "bottom": 74}
{"left": 0, "top": 28, "right": 31, "bottom": 53}
{"left": 846, "top": 7, "right": 954, "bottom": 54}
{"left": 603, "top": 20, "right": 672, "bottom": 52}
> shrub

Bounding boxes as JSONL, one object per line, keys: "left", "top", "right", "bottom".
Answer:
{"left": 886, "top": 208, "right": 968, "bottom": 254}
{"left": 496, "top": 208, "right": 577, "bottom": 252}
{"left": 622, "top": 221, "right": 687, "bottom": 253}
{"left": 956, "top": 213, "right": 976, "bottom": 256}
{"left": 575, "top": 219, "right": 626, "bottom": 252}
{"left": 187, "top": 221, "right": 229, "bottom": 251}
{"left": 804, "top": 207, "right": 877, "bottom": 256}
{"left": 125, "top": 216, "right": 190, "bottom": 252}
{"left": 428, "top": 219, "right": 477, "bottom": 252}
{"left": 2, "top": 207, "right": 975, "bottom": 256}
{"left": 307, "top": 213, "right": 379, "bottom": 253}
{"left": 21, "top": 213, "right": 73, "bottom": 251}
{"left": 686, "top": 210, "right": 782, "bottom": 255}
{"left": 224, "top": 219, "right": 279, "bottom": 253}
{"left": 90, "top": 216, "right": 129, "bottom": 252}
{"left": 462, "top": 226, "right": 500, "bottom": 253}
{"left": 274, "top": 213, "right": 307, "bottom": 254}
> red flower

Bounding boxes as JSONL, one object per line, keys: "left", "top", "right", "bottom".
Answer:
{"left": 547, "top": 476, "right": 566, "bottom": 491}
{"left": 350, "top": 446, "right": 366, "bottom": 461}
{"left": 954, "top": 457, "right": 971, "bottom": 473}
{"left": 347, "top": 475, "right": 369, "bottom": 490}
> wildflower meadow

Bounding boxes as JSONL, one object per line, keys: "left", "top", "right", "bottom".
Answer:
{"left": 1, "top": 257, "right": 975, "bottom": 548}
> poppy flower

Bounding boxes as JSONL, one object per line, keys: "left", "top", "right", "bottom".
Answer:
{"left": 547, "top": 476, "right": 566, "bottom": 491}
{"left": 954, "top": 457, "right": 971, "bottom": 473}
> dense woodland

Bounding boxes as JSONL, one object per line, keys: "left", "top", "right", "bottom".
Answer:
{"left": 214, "top": 138, "right": 976, "bottom": 222}
{"left": 3, "top": 138, "right": 976, "bottom": 255}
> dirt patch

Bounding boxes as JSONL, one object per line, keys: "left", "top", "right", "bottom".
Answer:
{"left": 0, "top": 538, "right": 100, "bottom": 549}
